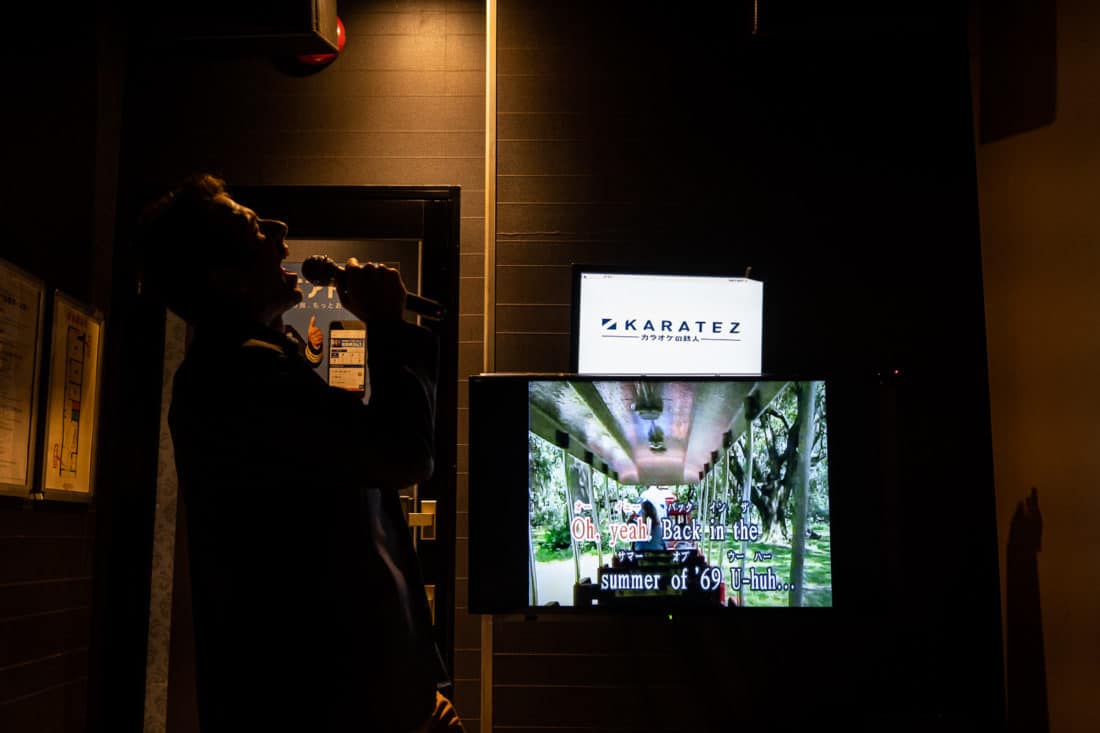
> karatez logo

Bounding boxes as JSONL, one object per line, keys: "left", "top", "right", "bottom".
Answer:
{"left": 600, "top": 317, "right": 742, "bottom": 334}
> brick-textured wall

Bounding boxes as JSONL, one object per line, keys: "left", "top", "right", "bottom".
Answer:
{"left": 0, "top": 510, "right": 95, "bottom": 732}
{"left": 0, "top": 6, "right": 113, "bottom": 732}
{"left": 493, "top": 2, "right": 1002, "bottom": 730}
{"left": 492, "top": 5, "right": 743, "bottom": 729}
{"left": 123, "top": 1, "right": 486, "bottom": 728}
{"left": 493, "top": 4, "right": 764, "bottom": 374}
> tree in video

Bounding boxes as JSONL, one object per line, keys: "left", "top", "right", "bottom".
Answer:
{"left": 726, "top": 381, "right": 831, "bottom": 607}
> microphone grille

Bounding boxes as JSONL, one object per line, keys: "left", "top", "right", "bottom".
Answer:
{"left": 300, "top": 255, "right": 333, "bottom": 285}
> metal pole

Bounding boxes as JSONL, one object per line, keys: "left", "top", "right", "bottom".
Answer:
{"left": 565, "top": 454, "right": 581, "bottom": 583}
{"left": 528, "top": 515, "right": 539, "bottom": 605}
{"left": 739, "top": 420, "right": 753, "bottom": 607}
{"left": 586, "top": 459, "right": 603, "bottom": 568}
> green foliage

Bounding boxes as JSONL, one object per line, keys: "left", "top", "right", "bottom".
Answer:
{"left": 744, "top": 381, "right": 831, "bottom": 541}
{"left": 529, "top": 433, "right": 570, "bottom": 558}
{"left": 543, "top": 521, "right": 573, "bottom": 551}
{"left": 728, "top": 525, "right": 833, "bottom": 607}
{"left": 529, "top": 434, "right": 566, "bottom": 526}
{"left": 530, "top": 433, "right": 615, "bottom": 561}
{"left": 618, "top": 483, "right": 641, "bottom": 504}
{"left": 809, "top": 382, "right": 830, "bottom": 520}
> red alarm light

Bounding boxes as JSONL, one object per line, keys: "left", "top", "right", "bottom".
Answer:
{"left": 297, "top": 16, "right": 345, "bottom": 66}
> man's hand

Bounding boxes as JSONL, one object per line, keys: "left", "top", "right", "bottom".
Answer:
{"left": 337, "top": 258, "right": 406, "bottom": 323}
{"left": 307, "top": 315, "right": 323, "bottom": 350}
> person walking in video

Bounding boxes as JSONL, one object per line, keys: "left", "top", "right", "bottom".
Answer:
{"left": 632, "top": 485, "right": 674, "bottom": 551}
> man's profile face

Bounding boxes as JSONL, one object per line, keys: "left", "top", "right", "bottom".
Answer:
{"left": 210, "top": 194, "right": 302, "bottom": 325}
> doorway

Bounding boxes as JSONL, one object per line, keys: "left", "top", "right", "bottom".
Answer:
{"left": 145, "top": 186, "right": 461, "bottom": 732}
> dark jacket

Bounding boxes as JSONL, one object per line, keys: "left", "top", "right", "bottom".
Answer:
{"left": 168, "top": 318, "right": 440, "bottom": 731}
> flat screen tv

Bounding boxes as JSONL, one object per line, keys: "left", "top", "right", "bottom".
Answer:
{"left": 571, "top": 266, "right": 764, "bottom": 375}
{"left": 469, "top": 374, "right": 853, "bottom": 614}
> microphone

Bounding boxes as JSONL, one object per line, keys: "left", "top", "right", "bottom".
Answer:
{"left": 300, "top": 255, "right": 445, "bottom": 320}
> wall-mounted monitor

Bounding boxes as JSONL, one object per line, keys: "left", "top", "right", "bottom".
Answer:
{"left": 469, "top": 374, "right": 851, "bottom": 615}
{"left": 571, "top": 266, "right": 764, "bottom": 375}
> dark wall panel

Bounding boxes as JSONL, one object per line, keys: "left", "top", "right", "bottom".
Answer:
{"left": 0, "top": 506, "right": 96, "bottom": 733}
{"left": 0, "top": 8, "right": 106, "bottom": 731}
{"left": 494, "top": 1, "right": 1002, "bottom": 730}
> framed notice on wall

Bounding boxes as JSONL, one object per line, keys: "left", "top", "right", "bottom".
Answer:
{"left": 41, "top": 292, "right": 104, "bottom": 500}
{"left": 0, "top": 259, "right": 46, "bottom": 497}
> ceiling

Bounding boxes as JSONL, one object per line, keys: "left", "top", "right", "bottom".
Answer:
{"left": 529, "top": 380, "right": 788, "bottom": 486}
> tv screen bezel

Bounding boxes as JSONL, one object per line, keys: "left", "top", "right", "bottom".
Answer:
{"left": 469, "top": 372, "right": 865, "bottom": 617}
{"left": 569, "top": 264, "right": 764, "bottom": 375}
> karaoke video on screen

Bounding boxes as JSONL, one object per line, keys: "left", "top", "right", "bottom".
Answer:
{"left": 528, "top": 380, "right": 831, "bottom": 609}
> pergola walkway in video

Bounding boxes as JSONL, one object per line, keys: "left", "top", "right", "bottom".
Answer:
{"left": 527, "top": 380, "right": 832, "bottom": 608}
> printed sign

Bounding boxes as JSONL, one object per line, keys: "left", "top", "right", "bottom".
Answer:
{"left": 0, "top": 260, "right": 44, "bottom": 495}
{"left": 576, "top": 273, "right": 763, "bottom": 375}
{"left": 43, "top": 293, "right": 103, "bottom": 496}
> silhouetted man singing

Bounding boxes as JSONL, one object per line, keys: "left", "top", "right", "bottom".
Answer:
{"left": 136, "top": 174, "right": 463, "bottom": 732}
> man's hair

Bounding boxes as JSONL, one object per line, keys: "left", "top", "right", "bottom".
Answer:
{"left": 134, "top": 173, "right": 238, "bottom": 324}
